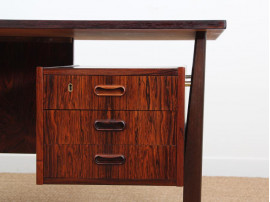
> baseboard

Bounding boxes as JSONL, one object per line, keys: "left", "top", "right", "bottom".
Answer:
{"left": 0, "top": 154, "right": 268, "bottom": 177}
{"left": 0, "top": 154, "right": 36, "bottom": 173}
{"left": 203, "top": 157, "right": 269, "bottom": 178}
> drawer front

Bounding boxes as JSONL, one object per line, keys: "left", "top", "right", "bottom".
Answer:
{"left": 44, "top": 145, "right": 176, "bottom": 180}
{"left": 44, "top": 75, "right": 177, "bottom": 110}
{"left": 44, "top": 110, "right": 176, "bottom": 145}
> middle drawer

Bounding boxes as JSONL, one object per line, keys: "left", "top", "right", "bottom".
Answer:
{"left": 44, "top": 110, "right": 176, "bottom": 145}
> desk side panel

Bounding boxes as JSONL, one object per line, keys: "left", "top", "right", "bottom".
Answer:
{"left": 0, "top": 37, "right": 73, "bottom": 153}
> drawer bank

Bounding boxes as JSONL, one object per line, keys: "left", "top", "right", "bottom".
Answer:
{"left": 36, "top": 67, "right": 185, "bottom": 186}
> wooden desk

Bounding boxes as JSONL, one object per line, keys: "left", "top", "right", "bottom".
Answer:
{"left": 0, "top": 20, "right": 226, "bottom": 202}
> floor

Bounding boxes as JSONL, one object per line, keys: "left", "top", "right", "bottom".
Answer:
{"left": 0, "top": 174, "right": 268, "bottom": 202}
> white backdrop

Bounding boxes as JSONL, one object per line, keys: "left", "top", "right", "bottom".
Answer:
{"left": 0, "top": 0, "right": 268, "bottom": 177}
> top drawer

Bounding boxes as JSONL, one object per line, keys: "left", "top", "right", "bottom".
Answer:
{"left": 43, "top": 75, "right": 178, "bottom": 110}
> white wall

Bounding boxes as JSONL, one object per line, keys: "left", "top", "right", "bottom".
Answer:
{"left": 0, "top": 0, "right": 268, "bottom": 177}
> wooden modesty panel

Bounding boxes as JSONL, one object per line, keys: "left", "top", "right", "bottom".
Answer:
{"left": 0, "top": 20, "right": 226, "bottom": 40}
{"left": 44, "top": 110, "right": 177, "bottom": 145}
{"left": 0, "top": 37, "right": 73, "bottom": 153}
{"left": 43, "top": 75, "right": 178, "bottom": 110}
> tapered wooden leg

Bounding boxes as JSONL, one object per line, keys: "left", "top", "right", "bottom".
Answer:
{"left": 183, "top": 31, "right": 206, "bottom": 202}
{"left": 0, "top": 37, "right": 73, "bottom": 153}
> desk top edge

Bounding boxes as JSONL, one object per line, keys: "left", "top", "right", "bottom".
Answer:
{"left": 0, "top": 20, "right": 226, "bottom": 29}
{"left": 0, "top": 20, "right": 226, "bottom": 40}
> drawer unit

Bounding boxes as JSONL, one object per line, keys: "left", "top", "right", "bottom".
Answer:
{"left": 36, "top": 67, "right": 185, "bottom": 186}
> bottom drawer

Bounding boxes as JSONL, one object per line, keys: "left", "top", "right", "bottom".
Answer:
{"left": 44, "top": 145, "right": 176, "bottom": 181}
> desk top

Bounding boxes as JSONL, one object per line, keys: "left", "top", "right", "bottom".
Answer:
{"left": 0, "top": 20, "right": 226, "bottom": 40}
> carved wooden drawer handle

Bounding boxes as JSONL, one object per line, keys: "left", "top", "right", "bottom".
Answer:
{"left": 95, "top": 154, "right": 126, "bottom": 165}
{"left": 94, "top": 120, "right": 126, "bottom": 131}
{"left": 94, "top": 85, "right": 125, "bottom": 96}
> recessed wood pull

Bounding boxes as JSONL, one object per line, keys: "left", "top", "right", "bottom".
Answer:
{"left": 94, "top": 85, "right": 125, "bottom": 96}
{"left": 95, "top": 154, "right": 126, "bottom": 165}
{"left": 94, "top": 120, "right": 126, "bottom": 131}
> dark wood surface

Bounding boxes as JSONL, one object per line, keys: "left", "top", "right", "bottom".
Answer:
{"left": 43, "top": 178, "right": 176, "bottom": 186}
{"left": 43, "top": 67, "right": 179, "bottom": 76}
{"left": 36, "top": 67, "right": 43, "bottom": 184}
{"left": 176, "top": 67, "right": 185, "bottom": 186}
{"left": 0, "top": 37, "right": 73, "bottom": 153}
{"left": 183, "top": 32, "right": 206, "bottom": 202}
{"left": 43, "top": 75, "right": 178, "bottom": 110}
{"left": 0, "top": 20, "right": 226, "bottom": 40}
{"left": 38, "top": 67, "right": 185, "bottom": 186}
{"left": 44, "top": 145, "right": 176, "bottom": 181}
{"left": 44, "top": 110, "right": 176, "bottom": 145}
{"left": 0, "top": 20, "right": 226, "bottom": 29}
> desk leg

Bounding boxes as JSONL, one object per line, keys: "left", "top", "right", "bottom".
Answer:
{"left": 0, "top": 37, "right": 73, "bottom": 153}
{"left": 183, "top": 31, "right": 206, "bottom": 202}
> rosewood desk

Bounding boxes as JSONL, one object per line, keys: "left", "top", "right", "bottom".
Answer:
{"left": 0, "top": 20, "right": 226, "bottom": 202}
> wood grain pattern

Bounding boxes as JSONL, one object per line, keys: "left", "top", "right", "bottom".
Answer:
{"left": 0, "top": 38, "right": 73, "bottom": 153}
{"left": 43, "top": 68, "right": 178, "bottom": 76}
{"left": 44, "top": 75, "right": 81, "bottom": 109}
{"left": 183, "top": 32, "right": 206, "bottom": 202}
{"left": 40, "top": 67, "right": 185, "bottom": 187}
{"left": 0, "top": 20, "right": 226, "bottom": 40}
{"left": 176, "top": 67, "right": 185, "bottom": 186}
{"left": 43, "top": 145, "right": 176, "bottom": 181}
{"left": 44, "top": 75, "right": 178, "bottom": 110}
{"left": 37, "top": 161, "right": 43, "bottom": 185}
{"left": 36, "top": 67, "right": 43, "bottom": 184}
{"left": 44, "top": 110, "right": 81, "bottom": 144}
{"left": 43, "top": 178, "right": 176, "bottom": 186}
{"left": 44, "top": 110, "right": 176, "bottom": 145}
